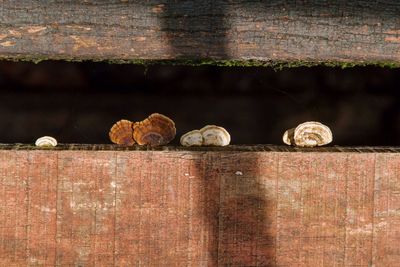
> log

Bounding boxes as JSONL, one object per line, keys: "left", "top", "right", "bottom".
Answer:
{"left": 0, "top": 1, "right": 399, "bottom": 65}
{"left": 1, "top": 145, "right": 400, "bottom": 266}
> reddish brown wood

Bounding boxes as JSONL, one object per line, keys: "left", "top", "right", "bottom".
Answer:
{"left": 1, "top": 148, "right": 400, "bottom": 266}
{"left": 0, "top": 1, "right": 399, "bottom": 64}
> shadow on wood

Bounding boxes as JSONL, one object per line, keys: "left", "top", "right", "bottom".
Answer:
{"left": 1, "top": 148, "right": 400, "bottom": 266}
{"left": 216, "top": 153, "right": 276, "bottom": 266}
{"left": 159, "top": 0, "right": 400, "bottom": 62}
{"left": 1, "top": 1, "right": 399, "bottom": 62}
{"left": 160, "top": 1, "right": 228, "bottom": 59}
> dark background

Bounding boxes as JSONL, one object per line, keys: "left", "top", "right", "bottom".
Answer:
{"left": 0, "top": 61, "right": 399, "bottom": 145}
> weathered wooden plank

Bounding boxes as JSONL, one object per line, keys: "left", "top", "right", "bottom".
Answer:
{"left": 1, "top": 148, "right": 400, "bottom": 266}
{"left": 373, "top": 154, "right": 400, "bottom": 266}
{"left": 0, "top": 151, "right": 29, "bottom": 266}
{"left": 0, "top": 1, "right": 399, "bottom": 64}
{"left": 277, "top": 153, "right": 349, "bottom": 266}
{"left": 1, "top": 144, "right": 400, "bottom": 153}
{"left": 56, "top": 151, "right": 117, "bottom": 266}
{"left": 218, "top": 153, "right": 278, "bottom": 266}
{"left": 344, "top": 154, "right": 375, "bottom": 266}
{"left": 27, "top": 151, "right": 58, "bottom": 266}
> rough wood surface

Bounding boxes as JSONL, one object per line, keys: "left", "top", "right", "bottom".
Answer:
{"left": 0, "top": 1, "right": 399, "bottom": 64}
{"left": 1, "top": 147, "right": 400, "bottom": 266}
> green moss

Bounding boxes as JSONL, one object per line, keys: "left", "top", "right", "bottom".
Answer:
{"left": 0, "top": 55, "right": 399, "bottom": 69}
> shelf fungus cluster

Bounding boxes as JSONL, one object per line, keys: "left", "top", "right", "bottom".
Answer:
{"left": 283, "top": 121, "right": 332, "bottom": 147}
{"left": 109, "top": 113, "right": 176, "bottom": 146}
{"left": 180, "top": 125, "right": 231, "bottom": 147}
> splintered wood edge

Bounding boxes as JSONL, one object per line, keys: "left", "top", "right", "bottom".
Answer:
{"left": 0, "top": 144, "right": 399, "bottom": 153}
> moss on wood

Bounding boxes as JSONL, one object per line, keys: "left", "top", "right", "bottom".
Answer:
{"left": 0, "top": 55, "right": 399, "bottom": 69}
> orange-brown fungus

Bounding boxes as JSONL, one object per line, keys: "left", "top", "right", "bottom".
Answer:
{"left": 109, "top": 119, "right": 135, "bottom": 145}
{"left": 133, "top": 113, "right": 176, "bottom": 146}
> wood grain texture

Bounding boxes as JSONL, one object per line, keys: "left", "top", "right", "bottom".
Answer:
{"left": 0, "top": 1, "right": 399, "bottom": 63}
{"left": 1, "top": 148, "right": 400, "bottom": 266}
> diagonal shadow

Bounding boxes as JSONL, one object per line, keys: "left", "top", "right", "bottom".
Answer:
{"left": 188, "top": 150, "right": 276, "bottom": 266}
{"left": 158, "top": 0, "right": 399, "bottom": 63}
{"left": 216, "top": 152, "right": 276, "bottom": 266}
{"left": 160, "top": 1, "right": 228, "bottom": 60}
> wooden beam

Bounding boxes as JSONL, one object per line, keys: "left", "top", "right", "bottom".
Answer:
{"left": 1, "top": 146, "right": 400, "bottom": 265}
{"left": 0, "top": 1, "right": 399, "bottom": 64}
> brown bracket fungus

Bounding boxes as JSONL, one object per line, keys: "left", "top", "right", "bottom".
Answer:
{"left": 283, "top": 121, "right": 332, "bottom": 147}
{"left": 133, "top": 113, "right": 176, "bottom": 146}
{"left": 199, "top": 125, "right": 231, "bottom": 146}
{"left": 109, "top": 119, "right": 135, "bottom": 145}
{"left": 180, "top": 130, "right": 203, "bottom": 146}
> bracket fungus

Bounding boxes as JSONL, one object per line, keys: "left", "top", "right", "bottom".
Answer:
{"left": 199, "top": 125, "right": 231, "bottom": 146}
{"left": 109, "top": 119, "right": 135, "bottom": 145}
{"left": 35, "top": 136, "right": 57, "bottom": 147}
{"left": 282, "top": 128, "right": 295, "bottom": 146}
{"left": 181, "top": 125, "right": 231, "bottom": 147}
{"left": 180, "top": 130, "right": 203, "bottom": 146}
{"left": 133, "top": 113, "right": 176, "bottom": 146}
{"left": 283, "top": 121, "right": 332, "bottom": 147}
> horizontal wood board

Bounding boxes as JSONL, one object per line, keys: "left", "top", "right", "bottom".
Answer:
{"left": 1, "top": 148, "right": 400, "bottom": 266}
{"left": 0, "top": 1, "right": 399, "bottom": 64}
